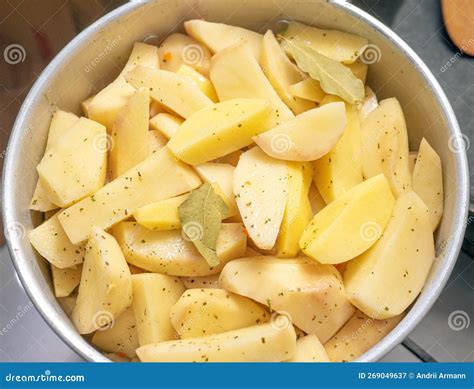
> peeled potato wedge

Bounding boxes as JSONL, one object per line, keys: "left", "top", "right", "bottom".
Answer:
{"left": 133, "top": 193, "right": 188, "bottom": 230}
{"left": 288, "top": 78, "right": 325, "bottom": 103}
{"left": 300, "top": 174, "right": 395, "bottom": 264}
{"left": 180, "top": 274, "right": 220, "bottom": 289}
{"left": 184, "top": 19, "right": 263, "bottom": 59}
{"left": 177, "top": 64, "right": 218, "bottom": 102}
{"left": 253, "top": 102, "right": 346, "bottom": 161}
{"left": 126, "top": 66, "right": 213, "bottom": 118}
{"left": 132, "top": 273, "right": 185, "bottom": 346}
{"left": 149, "top": 112, "right": 183, "bottom": 139}
{"left": 287, "top": 334, "right": 330, "bottom": 362}
{"left": 37, "top": 117, "right": 107, "bottom": 208}
{"left": 170, "top": 288, "right": 269, "bottom": 338}
{"left": 347, "top": 60, "right": 368, "bottom": 84}
{"left": 168, "top": 98, "right": 271, "bottom": 165}
{"left": 114, "top": 222, "right": 247, "bottom": 276}
{"left": 358, "top": 86, "right": 378, "bottom": 120}
{"left": 51, "top": 264, "right": 82, "bottom": 297}
{"left": 412, "top": 138, "right": 443, "bottom": 230}
{"left": 148, "top": 130, "right": 167, "bottom": 154}
{"left": 408, "top": 151, "right": 418, "bottom": 174}
{"left": 324, "top": 310, "right": 404, "bottom": 362}
{"left": 361, "top": 97, "right": 411, "bottom": 197}
{"left": 210, "top": 42, "right": 294, "bottom": 128}
{"left": 234, "top": 147, "right": 288, "bottom": 250}
{"left": 136, "top": 319, "right": 296, "bottom": 362}
{"left": 219, "top": 257, "right": 355, "bottom": 343}
{"left": 71, "top": 227, "right": 132, "bottom": 334}
{"left": 281, "top": 21, "right": 368, "bottom": 64}
{"left": 308, "top": 184, "right": 326, "bottom": 215}
{"left": 261, "top": 31, "right": 316, "bottom": 114}
{"left": 58, "top": 147, "right": 201, "bottom": 244}
{"left": 344, "top": 191, "right": 435, "bottom": 319}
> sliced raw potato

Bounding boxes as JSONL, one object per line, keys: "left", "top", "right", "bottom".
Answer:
{"left": 51, "top": 264, "right": 82, "bottom": 297}
{"left": 37, "top": 117, "right": 107, "bottom": 207}
{"left": 114, "top": 222, "right": 246, "bottom": 276}
{"left": 313, "top": 97, "right": 363, "bottom": 203}
{"left": 89, "top": 42, "right": 159, "bottom": 131}
{"left": 170, "top": 288, "right": 269, "bottom": 338}
{"left": 325, "top": 310, "right": 404, "bottom": 362}
{"left": 261, "top": 30, "right": 315, "bottom": 114}
{"left": 300, "top": 174, "right": 395, "bottom": 264}
{"left": 253, "top": 102, "right": 346, "bottom": 161}
{"left": 149, "top": 113, "right": 183, "bottom": 139}
{"left": 71, "top": 227, "right": 132, "bottom": 334}
{"left": 168, "top": 98, "right": 271, "bottom": 165}
{"left": 125, "top": 66, "right": 213, "bottom": 118}
{"left": 219, "top": 257, "right": 354, "bottom": 343}
{"left": 30, "top": 110, "right": 80, "bottom": 211}
{"left": 148, "top": 130, "right": 167, "bottom": 154}
{"left": 58, "top": 147, "right": 201, "bottom": 244}
{"left": 281, "top": 21, "right": 368, "bottom": 64}
{"left": 213, "top": 150, "right": 242, "bottom": 166}
{"left": 133, "top": 193, "right": 188, "bottom": 230}
{"left": 177, "top": 64, "right": 218, "bottom": 102}
{"left": 408, "top": 151, "right": 418, "bottom": 174}
{"left": 132, "top": 273, "right": 185, "bottom": 346}
{"left": 347, "top": 61, "right": 368, "bottom": 83}
{"left": 276, "top": 162, "right": 313, "bottom": 257}
{"left": 361, "top": 97, "right": 411, "bottom": 197}
{"left": 358, "top": 86, "right": 378, "bottom": 120}
{"left": 91, "top": 307, "right": 139, "bottom": 358}
{"left": 109, "top": 87, "right": 150, "bottom": 179}
{"left": 210, "top": 43, "right": 294, "bottom": 128}
{"left": 58, "top": 295, "right": 76, "bottom": 317}
{"left": 308, "top": 184, "right": 326, "bottom": 215}
{"left": 233, "top": 147, "right": 288, "bottom": 250}
{"left": 136, "top": 319, "right": 296, "bottom": 362}
{"left": 180, "top": 274, "right": 220, "bottom": 289}
{"left": 28, "top": 213, "right": 85, "bottom": 268}
{"left": 412, "top": 138, "right": 443, "bottom": 230}
{"left": 344, "top": 191, "right": 435, "bottom": 319}
{"left": 81, "top": 96, "right": 94, "bottom": 117}
{"left": 158, "top": 33, "right": 211, "bottom": 75}
{"left": 194, "top": 163, "right": 238, "bottom": 217}
{"left": 184, "top": 19, "right": 263, "bottom": 59}
{"left": 287, "top": 335, "right": 330, "bottom": 362}
{"left": 288, "top": 78, "right": 325, "bottom": 103}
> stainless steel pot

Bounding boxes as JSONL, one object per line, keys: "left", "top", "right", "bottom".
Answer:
{"left": 2, "top": 0, "right": 469, "bottom": 362}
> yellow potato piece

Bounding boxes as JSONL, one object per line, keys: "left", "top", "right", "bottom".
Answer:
{"left": 30, "top": 110, "right": 79, "bottom": 212}
{"left": 358, "top": 86, "right": 378, "bottom": 120}
{"left": 114, "top": 222, "right": 247, "bottom": 276}
{"left": 81, "top": 95, "right": 94, "bottom": 117}
{"left": 177, "top": 64, "right": 218, "bottom": 102}
{"left": 168, "top": 98, "right": 271, "bottom": 165}
{"left": 136, "top": 319, "right": 296, "bottom": 362}
{"left": 347, "top": 60, "right": 368, "bottom": 83}
{"left": 344, "top": 191, "right": 435, "bottom": 319}
{"left": 288, "top": 78, "right": 325, "bottom": 103}
{"left": 219, "top": 256, "right": 355, "bottom": 343}
{"left": 276, "top": 162, "right": 313, "bottom": 257}
{"left": 253, "top": 102, "right": 346, "bottom": 161}
{"left": 287, "top": 334, "right": 330, "bottom": 362}
{"left": 184, "top": 19, "right": 263, "bottom": 59}
{"left": 28, "top": 213, "right": 85, "bottom": 269}
{"left": 408, "top": 151, "right": 418, "bottom": 174}
{"left": 147, "top": 130, "right": 167, "bottom": 154}
{"left": 126, "top": 66, "right": 212, "bottom": 119}
{"left": 158, "top": 33, "right": 211, "bottom": 75}
{"left": 109, "top": 87, "right": 150, "bottom": 179}
{"left": 51, "top": 264, "right": 82, "bottom": 297}
{"left": 300, "top": 174, "right": 395, "bottom": 264}
{"left": 308, "top": 184, "right": 326, "bottom": 215}
{"left": 170, "top": 288, "right": 269, "bottom": 338}
{"left": 132, "top": 273, "right": 185, "bottom": 346}
{"left": 281, "top": 21, "right": 368, "bottom": 64}
{"left": 91, "top": 307, "right": 139, "bottom": 358}
{"left": 37, "top": 117, "right": 107, "bottom": 208}
{"left": 149, "top": 112, "right": 183, "bottom": 139}
{"left": 210, "top": 43, "right": 294, "bottom": 128}
{"left": 180, "top": 274, "right": 220, "bottom": 289}
{"left": 133, "top": 193, "right": 188, "bottom": 230}
{"left": 261, "top": 31, "right": 316, "bottom": 114}
{"left": 233, "top": 147, "right": 288, "bottom": 250}
{"left": 71, "top": 227, "right": 132, "bottom": 334}
{"left": 361, "top": 97, "right": 411, "bottom": 197}
{"left": 313, "top": 96, "right": 363, "bottom": 203}
{"left": 58, "top": 147, "right": 201, "bottom": 244}
{"left": 324, "top": 310, "right": 404, "bottom": 362}
{"left": 412, "top": 138, "right": 443, "bottom": 230}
